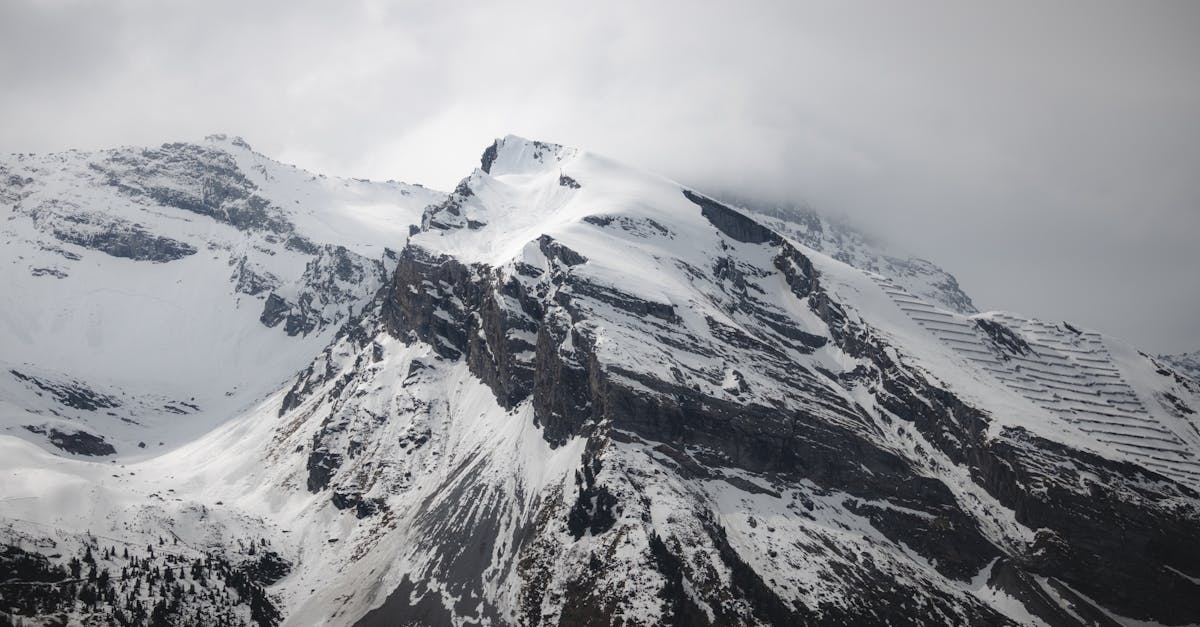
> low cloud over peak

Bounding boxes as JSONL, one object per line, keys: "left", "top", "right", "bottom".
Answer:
{"left": 2, "top": 0, "right": 1197, "bottom": 352}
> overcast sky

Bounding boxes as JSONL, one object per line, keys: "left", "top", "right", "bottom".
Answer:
{"left": 2, "top": 0, "right": 1197, "bottom": 353}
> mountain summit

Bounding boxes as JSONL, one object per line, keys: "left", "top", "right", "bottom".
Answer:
{"left": 1, "top": 136, "right": 1198, "bottom": 626}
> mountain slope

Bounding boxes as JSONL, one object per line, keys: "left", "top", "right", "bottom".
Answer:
{"left": 1, "top": 135, "right": 1198, "bottom": 627}
{"left": 727, "top": 200, "right": 978, "bottom": 314}
{"left": 1162, "top": 350, "right": 1200, "bottom": 382}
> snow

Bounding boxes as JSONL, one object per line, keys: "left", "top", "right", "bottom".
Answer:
{"left": 213, "top": 136, "right": 442, "bottom": 258}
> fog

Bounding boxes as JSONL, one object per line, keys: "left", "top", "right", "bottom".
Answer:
{"left": 2, "top": 0, "right": 1197, "bottom": 352}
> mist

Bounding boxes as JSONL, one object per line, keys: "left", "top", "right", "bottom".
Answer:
{"left": 2, "top": 0, "right": 1196, "bottom": 352}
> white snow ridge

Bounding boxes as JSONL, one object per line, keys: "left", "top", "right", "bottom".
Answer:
{"left": 1, "top": 135, "right": 1198, "bottom": 627}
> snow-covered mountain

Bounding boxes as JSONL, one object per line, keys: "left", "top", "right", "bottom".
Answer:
{"left": 1, "top": 135, "right": 1198, "bottom": 627}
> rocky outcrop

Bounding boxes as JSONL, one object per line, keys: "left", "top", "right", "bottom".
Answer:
{"left": 23, "top": 425, "right": 116, "bottom": 456}
{"left": 9, "top": 370, "right": 121, "bottom": 411}
{"left": 53, "top": 225, "right": 196, "bottom": 262}
{"left": 23, "top": 200, "right": 197, "bottom": 262}
{"left": 92, "top": 141, "right": 295, "bottom": 236}
{"left": 684, "top": 189, "right": 780, "bottom": 245}
{"left": 975, "top": 318, "right": 1033, "bottom": 357}
{"left": 259, "top": 245, "right": 392, "bottom": 336}
{"left": 382, "top": 246, "right": 543, "bottom": 407}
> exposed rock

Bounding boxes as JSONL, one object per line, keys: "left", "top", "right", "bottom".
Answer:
{"left": 50, "top": 219, "right": 196, "bottom": 262}
{"left": 331, "top": 490, "right": 386, "bottom": 519}
{"left": 566, "top": 452, "right": 617, "bottom": 539}
{"left": 29, "top": 267, "right": 67, "bottom": 278}
{"left": 537, "top": 234, "right": 587, "bottom": 267}
{"left": 10, "top": 370, "right": 120, "bottom": 411}
{"left": 233, "top": 257, "right": 279, "bottom": 296}
{"left": 480, "top": 140, "right": 500, "bottom": 174}
{"left": 95, "top": 142, "right": 294, "bottom": 236}
{"left": 684, "top": 189, "right": 781, "bottom": 245}
{"left": 259, "top": 293, "right": 291, "bottom": 329}
{"left": 24, "top": 425, "right": 116, "bottom": 456}
{"left": 975, "top": 318, "right": 1033, "bottom": 357}
{"left": 306, "top": 444, "right": 342, "bottom": 492}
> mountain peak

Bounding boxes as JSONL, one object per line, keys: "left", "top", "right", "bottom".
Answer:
{"left": 479, "top": 134, "right": 577, "bottom": 176}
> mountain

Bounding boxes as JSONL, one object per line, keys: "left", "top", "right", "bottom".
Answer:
{"left": 1, "top": 135, "right": 1198, "bottom": 627}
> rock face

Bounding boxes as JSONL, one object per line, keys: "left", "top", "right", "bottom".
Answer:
{"left": 22, "top": 425, "right": 117, "bottom": 456}
{"left": 40, "top": 210, "right": 198, "bottom": 262}
{"left": 1, "top": 135, "right": 1198, "bottom": 627}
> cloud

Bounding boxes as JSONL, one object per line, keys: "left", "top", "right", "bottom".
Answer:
{"left": 2, "top": 0, "right": 1197, "bottom": 352}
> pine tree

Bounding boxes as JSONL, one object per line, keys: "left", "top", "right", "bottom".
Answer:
{"left": 78, "top": 583, "right": 97, "bottom": 606}
{"left": 150, "top": 598, "right": 170, "bottom": 627}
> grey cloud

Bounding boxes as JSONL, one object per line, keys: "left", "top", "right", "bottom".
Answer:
{"left": 1, "top": 0, "right": 1197, "bottom": 352}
